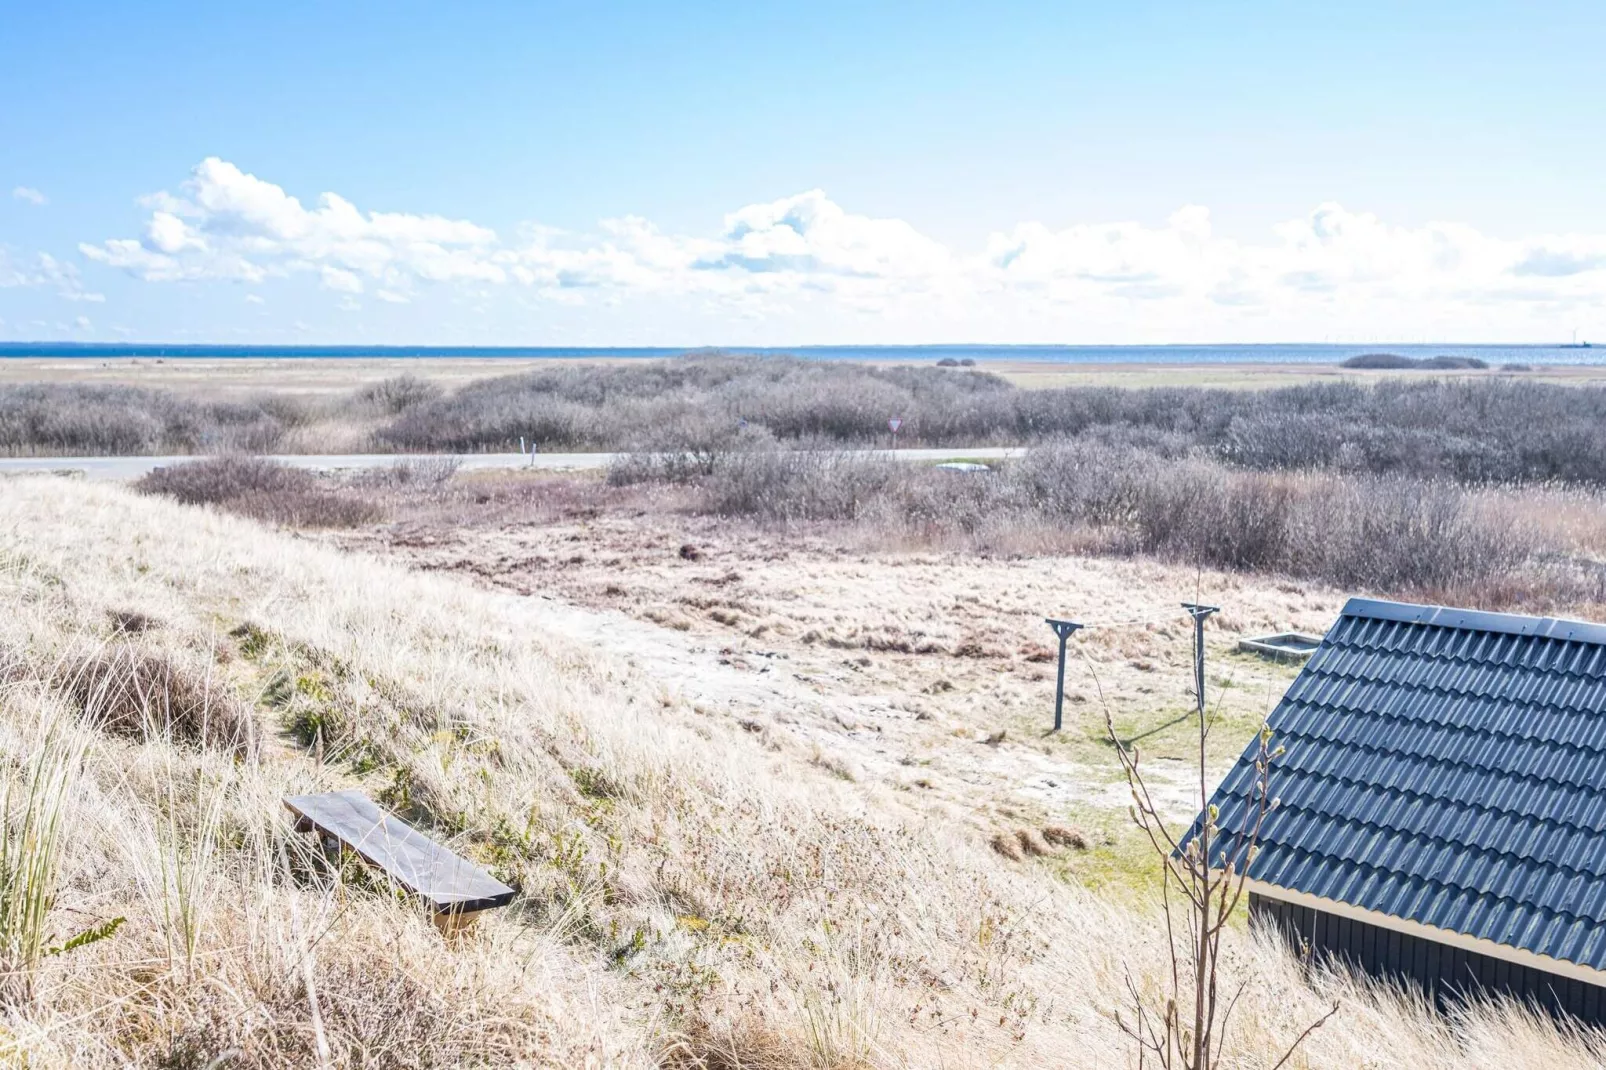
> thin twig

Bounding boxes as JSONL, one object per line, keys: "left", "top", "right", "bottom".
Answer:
{"left": 1267, "top": 1001, "right": 1340, "bottom": 1070}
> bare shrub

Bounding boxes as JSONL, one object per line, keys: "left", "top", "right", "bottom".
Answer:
{"left": 354, "top": 374, "right": 442, "bottom": 415}
{"left": 16, "top": 355, "right": 1606, "bottom": 489}
{"left": 0, "top": 383, "right": 289, "bottom": 456}
{"left": 1103, "top": 610, "right": 1336, "bottom": 1068}
{"left": 248, "top": 391, "right": 319, "bottom": 428}
{"left": 377, "top": 353, "right": 1016, "bottom": 452}
{"left": 137, "top": 455, "right": 312, "bottom": 505}
{"left": 58, "top": 644, "right": 255, "bottom": 754}
{"left": 356, "top": 456, "right": 461, "bottom": 488}
{"left": 1286, "top": 474, "right": 1537, "bottom": 594}
{"left": 702, "top": 450, "right": 911, "bottom": 523}
{"left": 227, "top": 488, "right": 384, "bottom": 528}
{"left": 137, "top": 457, "right": 383, "bottom": 529}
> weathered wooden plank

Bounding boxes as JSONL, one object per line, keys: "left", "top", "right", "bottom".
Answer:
{"left": 284, "top": 790, "right": 514, "bottom": 914}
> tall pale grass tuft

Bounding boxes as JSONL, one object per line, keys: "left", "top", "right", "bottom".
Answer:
{"left": 0, "top": 712, "right": 89, "bottom": 1004}
{"left": 134, "top": 762, "right": 228, "bottom": 982}
{"left": 799, "top": 977, "right": 880, "bottom": 1069}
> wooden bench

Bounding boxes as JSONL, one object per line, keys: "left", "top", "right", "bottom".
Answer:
{"left": 284, "top": 790, "right": 515, "bottom": 933}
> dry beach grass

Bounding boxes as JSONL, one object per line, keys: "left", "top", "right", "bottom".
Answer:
{"left": 0, "top": 475, "right": 1602, "bottom": 1066}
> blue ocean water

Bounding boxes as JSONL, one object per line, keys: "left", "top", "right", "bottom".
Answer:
{"left": 0, "top": 341, "right": 1597, "bottom": 365}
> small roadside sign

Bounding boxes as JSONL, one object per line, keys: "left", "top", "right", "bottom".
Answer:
{"left": 888, "top": 417, "right": 903, "bottom": 433}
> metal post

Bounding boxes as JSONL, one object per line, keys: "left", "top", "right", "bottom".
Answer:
{"left": 1180, "top": 603, "right": 1220, "bottom": 719}
{"left": 1045, "top": 618, "right": 1083, "bottom": 732}
{"left": 1180, "top": 598, "right": 1221, "bottom": 1052}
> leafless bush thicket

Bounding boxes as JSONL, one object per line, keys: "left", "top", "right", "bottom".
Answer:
{"left": 12, "top": 355, "right": 1606, "bottom": 488}
{"left": 353, "top": 374, "right": 442, "bottom": 415}
{"left": 375, "top": 353, "right": 1015, "bottom": 453}
{"left": 0, "top": 383, "right": 298, "bottom": 456}
{"left": 617, "top": 442, "right": 1563, "bottom": 606}
{"left": 136, "top": 456, "right": 383, "bottom": 528}
{"left": 353, "top": 455, "right": 462, "bottom": 488}
{"left": 375, "top": 356, "right": 1606, "bottom": 486}
{"left": 0, "top": 374, "right": 440, "bottom": 457}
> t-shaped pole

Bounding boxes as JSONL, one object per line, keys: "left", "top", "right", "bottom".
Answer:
{"left": 1180, "top": 603, "right": 1220, "bottom": 719}
{"left": 1045, "top": 618, "right": 1084, "bottom": 732}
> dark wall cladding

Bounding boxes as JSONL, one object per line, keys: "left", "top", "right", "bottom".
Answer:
{"left": 1250, "top": 893, "right": 1606, "bottom": 1026}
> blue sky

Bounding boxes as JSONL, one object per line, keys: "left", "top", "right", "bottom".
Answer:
{"left": 2, "top": 0, "right": 1603, "bottom": 345}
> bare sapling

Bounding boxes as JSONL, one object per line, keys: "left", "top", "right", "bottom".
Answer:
{"left": 1100, "top": 604, "right": 1336, "bottom": 1069}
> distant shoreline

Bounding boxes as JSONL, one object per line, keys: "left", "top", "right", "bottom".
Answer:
{"left": 0, "top": 341, "right": 1595, "bottom": 365}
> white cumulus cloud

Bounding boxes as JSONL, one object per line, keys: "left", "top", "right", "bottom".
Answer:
{"left": 11, "top": 186, "right": 46, "bottom": 206}
{"left": 1, "top": 248, "right": 103, "bottom": 302}
{"left": 72, "top": 158, "right": 1606, "bottom": 340}
{"left": 82, "top": 157, "right": 500, "bottom": 291}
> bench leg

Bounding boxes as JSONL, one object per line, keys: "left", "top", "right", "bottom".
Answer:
{"left": 433, "top": 910, "right": 480, "bottom": 938}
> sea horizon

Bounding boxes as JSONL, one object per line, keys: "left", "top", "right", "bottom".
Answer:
{"left": 0, "top": 340, "right": 1597, "bottom": 365}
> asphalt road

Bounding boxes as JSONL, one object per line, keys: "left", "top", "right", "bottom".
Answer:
{"left": 0, "top": 447, "right": 1027, "bottom": 481}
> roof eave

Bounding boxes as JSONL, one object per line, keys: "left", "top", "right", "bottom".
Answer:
{"left": 1247, "top": 877, "right": 1606, "bottom": 989}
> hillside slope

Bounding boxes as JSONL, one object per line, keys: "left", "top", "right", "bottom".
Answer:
{"left": 0, "top": 476, "right": 1597, "bottom": 1067}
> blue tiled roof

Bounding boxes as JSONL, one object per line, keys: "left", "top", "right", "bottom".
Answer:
{"left": 1199, "top": 597, "right": 1606, "bottom": 972}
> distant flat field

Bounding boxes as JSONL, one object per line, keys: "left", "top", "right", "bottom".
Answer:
{"left": 3, "top": 354, "right": 1606, "bottom": 394}
{"left": 0, "top": 356, "right": 614, "bottom": 397}
{"left": 967, "top": 359, "right": 1606, "bottom": 389}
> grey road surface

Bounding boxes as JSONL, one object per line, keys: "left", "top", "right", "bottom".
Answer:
{"left": 0, "top": 447, "right": 1028, "bottom": 482}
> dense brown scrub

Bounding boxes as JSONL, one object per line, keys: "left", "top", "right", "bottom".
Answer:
{"left": 136, "top": 456, "right": 383, "bottom": 528}
{"left": 613, "top": 444, "right": 1583, "bottom": 612}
